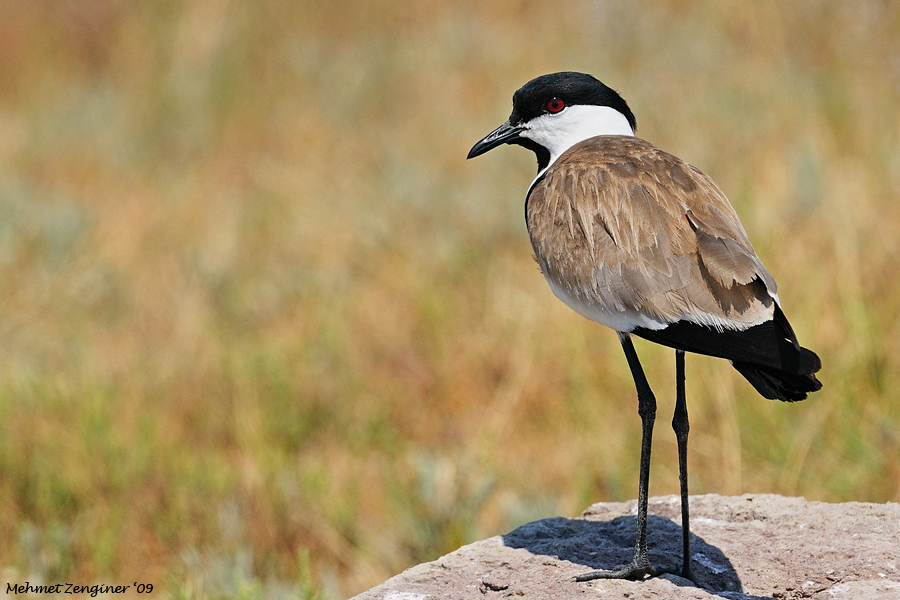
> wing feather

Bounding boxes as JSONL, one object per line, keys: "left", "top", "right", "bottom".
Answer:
{"left": 526, "top": 135, "right": 776, "bottom": 332}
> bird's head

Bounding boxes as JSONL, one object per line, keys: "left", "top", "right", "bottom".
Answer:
{"left": 467, "top": 72, "right": 636, "bottom": 173}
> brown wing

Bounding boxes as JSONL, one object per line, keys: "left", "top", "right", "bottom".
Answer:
{"left": 526, "top": 135, "right": 776, "bottom": 331}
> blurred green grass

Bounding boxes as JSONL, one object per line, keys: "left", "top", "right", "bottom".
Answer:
{"left": 0, "top": 0, "right": 899, "bottom": 598}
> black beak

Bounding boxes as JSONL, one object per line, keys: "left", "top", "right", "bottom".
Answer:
{"left": 467, "top": 121, "right": 525, "bottom": 159}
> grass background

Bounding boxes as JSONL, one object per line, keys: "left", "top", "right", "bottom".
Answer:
{"left": 1, "top": 1, "right": 899, "bottom": 598}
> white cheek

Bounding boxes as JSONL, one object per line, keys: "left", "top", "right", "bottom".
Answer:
{"left": 522, "top": 105, "right": 634, "bottom": 169}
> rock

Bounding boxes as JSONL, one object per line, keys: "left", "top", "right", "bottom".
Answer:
{"left": 350, "top": 494, "right": 900, "bottom": 600}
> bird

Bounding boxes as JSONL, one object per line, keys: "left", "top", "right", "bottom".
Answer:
{"left": 467, "top": 72, "right": 822, "bottom": 582}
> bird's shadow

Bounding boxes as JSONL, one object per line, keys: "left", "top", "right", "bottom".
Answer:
{"left": 502, "top": 514, "right": 774, "bottom": 600}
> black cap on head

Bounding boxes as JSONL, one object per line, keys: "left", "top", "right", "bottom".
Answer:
{"left": 509, "top": 72, "right": 637, "bottom": 132}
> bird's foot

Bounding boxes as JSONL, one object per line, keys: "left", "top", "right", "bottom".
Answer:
{"left": 574, "top": 560, "right": 657, "bottom": 582}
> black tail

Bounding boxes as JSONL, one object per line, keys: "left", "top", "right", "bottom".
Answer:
{"left": 631, "top": 306, "right": 822, "bottom": 402}
{"left": 731, "top": 356, "right": 821, "bottom": 402}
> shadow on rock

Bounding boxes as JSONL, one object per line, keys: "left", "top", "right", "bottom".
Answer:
{"left": 502, "top": 514, "right": 772, "bottom": 599}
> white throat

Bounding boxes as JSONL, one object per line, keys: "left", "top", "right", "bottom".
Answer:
{"left": 521, "top": 105, "right": 634, "bottom": 177}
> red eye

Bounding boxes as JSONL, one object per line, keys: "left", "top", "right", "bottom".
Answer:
{"left": 545, "top": 98, "right": 566, "bottom": 113}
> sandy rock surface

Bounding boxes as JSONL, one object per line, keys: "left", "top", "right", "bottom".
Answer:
{"left": 350, "top": 494, "right": 900, "bottom": 600}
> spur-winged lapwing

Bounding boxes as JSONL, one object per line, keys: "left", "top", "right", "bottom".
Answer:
{"left": 467, "top": 72, "right": 822, "bottom": 582}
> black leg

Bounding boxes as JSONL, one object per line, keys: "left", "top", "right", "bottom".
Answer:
{"left": 576, "top": 333, "right": 658, "bottom": 581}
{"left": 673, "top": 350, "right": 693, "bottom": 580}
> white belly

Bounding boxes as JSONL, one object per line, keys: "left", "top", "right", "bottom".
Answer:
{"left": 545, "top": 277, "right": 668, "bottom": 333}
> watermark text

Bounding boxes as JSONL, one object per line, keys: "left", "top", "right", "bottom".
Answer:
{"left": 6, "top": 582, "right": 153, "bottom": 596}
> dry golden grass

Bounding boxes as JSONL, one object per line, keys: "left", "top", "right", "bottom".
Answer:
{"left": 0, "top": 1, "right": 899, "bottom": 598}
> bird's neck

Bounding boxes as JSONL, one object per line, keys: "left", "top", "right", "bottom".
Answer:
{"left": 522, "top": 105, "right": 634, "bottom": 178}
